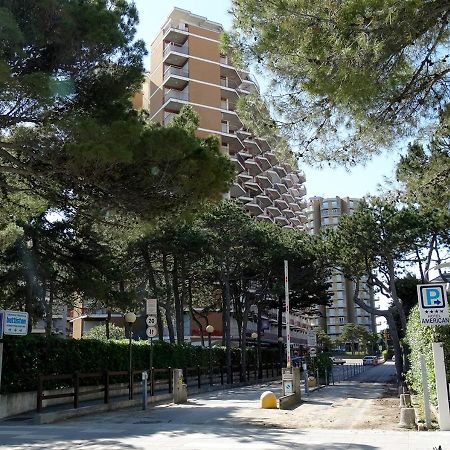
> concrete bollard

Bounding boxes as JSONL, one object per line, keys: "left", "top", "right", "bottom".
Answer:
{"left": 400, "top": 393, "right": 412, "bottom": 408}
{"left": 173, "top": 368, "right": 187, "bottom": 404}
{"left": 260, "top": 391, "right": 277, "bottom": 409}
{"left": 399, "top": 407, "right": 416, "bottom": 429}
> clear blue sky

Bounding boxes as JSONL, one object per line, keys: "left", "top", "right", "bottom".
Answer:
{"left": 133, "top": 0, "right": 404, "bottom": 200}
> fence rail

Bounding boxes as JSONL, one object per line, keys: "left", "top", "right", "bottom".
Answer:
{"left": 37, "top": 362, "right": 281, "bottom": 413}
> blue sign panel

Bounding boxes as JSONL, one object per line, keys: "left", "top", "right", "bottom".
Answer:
{"left": 417, "top": 284, "right": 449, "bottom": 326}
{"left": 4, "top": 311, "right": 28, "bottom": 335}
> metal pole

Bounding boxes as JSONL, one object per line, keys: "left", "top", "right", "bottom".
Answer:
{"left": 128, "top": 324, "right": 133, "bottom": 400}
{"left": 142, "top": 371, "right": 148, "bottom": 410}
{"left": 0, "top": 342, "right": 3, "bottom": 394}
{"left": 284, "top": 260, "right": 291, "bottom": 368}
{"left": 149, "top": 337, "right": 153, "bottom": 394}
{"left": 420, "top": 354, "right": 432, "bottom": 429}
{"left": 208, "top": 332, "right": 212, "bottom": 386}
{"left": 303, "top": 363, "right": 309, "bottom": 395}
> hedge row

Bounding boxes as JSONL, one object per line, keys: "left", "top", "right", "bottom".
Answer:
{"left": 405, "top": 305, "right": 450, "bottom": 405}
{"left": 1, "top": 335, "right": 278, "bottom": 394}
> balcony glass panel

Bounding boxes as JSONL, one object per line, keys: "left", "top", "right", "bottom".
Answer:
{"left": 163, "top": 43, "right": 188, "bottom": 56}
{"left": 164, "top": 65, "right": 189, "bottom": 78}
{"left": 164, "top": 89, "right": 188, "bottom": 102}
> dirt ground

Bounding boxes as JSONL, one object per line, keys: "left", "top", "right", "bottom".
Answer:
{"left": 232, "top": 382, "right": 402, "bottom": 430}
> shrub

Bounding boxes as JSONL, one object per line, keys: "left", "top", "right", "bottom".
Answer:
{"left": 405, "top": 305, "right": 450, "bottom": 405}
{"left": 82, "top": 324, "right": 125, "bottom": 340}
{"left": 1, "top": 335, "right": 278, "bottom": 394}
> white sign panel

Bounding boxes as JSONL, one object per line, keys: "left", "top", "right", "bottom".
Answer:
{"left": 417, "top": 284, "right": 449, "bottom": 326}
{"left": 4, "top": 311, "right": 28, "bottom": 335}
{"left": 146, "top": 326, "right": 158, "bottom": 338}
{"left": 309, "top": 347, "right": 317, "bottom": 356}
{"left": 284, "top": 381, "right": 293, "bottom": 395}
{"left": 146, "top": 299, "right": 157, "bottom": 316}
{"left": 146, "top": 315, "right": 157, "bottom": 327}
{"left": 307, "top": 330, "right": 317, "bottom": 347}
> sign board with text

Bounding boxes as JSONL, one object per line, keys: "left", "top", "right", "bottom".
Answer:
{"left": 417, "top": 284, "right": 449, "bottom": 327}
{"left": 3, "top": 311, "right": 28, "bottom": 335}
{"left": 307, "top": 330, "right": 317, "bottom": 347}
{"left": 146, "top": 299, "right": 157, "bottom": 316}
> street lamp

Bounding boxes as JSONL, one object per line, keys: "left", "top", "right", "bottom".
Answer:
{"left": 124, "top": 312, "right": 136, "bottom": 399}
{"left": 206, "top": 325, "right": 214, "bottom": 386}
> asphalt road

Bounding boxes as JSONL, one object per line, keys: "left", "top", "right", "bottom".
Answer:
{"left": 332, "top": 360, "right": 397, "bottom": 384}
{"left": 0, "top": 362, "right": 446, "bottom": 449}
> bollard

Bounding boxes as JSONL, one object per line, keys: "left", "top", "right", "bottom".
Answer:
{"left": 399, "top": 407, "right": 416, "bottom": 429}
{"left": 142, "top": 371, "right": 148, "bottom": 410}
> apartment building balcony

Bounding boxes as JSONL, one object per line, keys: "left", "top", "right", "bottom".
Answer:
{"left": 255, "top": 174, "right": 272, "bottom": 189}
{"left": 230, "top": 155, "right": 245, "bottom": 173}
{"left": 162, "top": 20, "right": 189, "bottom": 44}
{"left": 298, "top": 185, "right": 307, "bottom": 197}
{"left": 244, "top": 202, "right": 264, "bottom": 216}
{"left": 275, "top": 198, "right": 289, "bottom": 210}
{"left": 236, "top": 128, "right": 251, "bottom": 140}
{"left": 273, "top": 165, "right": 287, "bottom": 177}
{"left": 163, "top": 65, "right": 189, "bottom": 89}
{"left": 274, "top": 216, "right": 289, "bottom": 226}
{"left": 297, "top": 169, "right": 306, "bottom": 183}
{"left": 238, "top": 72, "right": 259, "bottom": 91}
{"left": 296, "top": 212, "right": 307, "bottom": 223}
{"left": 164, "top": 88, "right": 189, "bottom": 103}
{"left": 266, "top": 169, "right": 281, "bottom": 184}
{"left": 257, "top": 213, "right": 273, "bottom": 223}
{"left": 264, "top": 151, "right": 278, "bottom": 166}
{"left": 288, "top": 172, "right": 299, "bottom": 184}
{"left": 289, "top": 202, "right": 300, "bottom": 212}
{"left": 267, "top": 205, "right": 282, "bottom": 218}
{"left": 283, "top": 209, "right": 295, "bottom": 219}
{"left": 244, "top": 158, "right": 262, "bottom": 176}
{"left": 281, "top": 161, "right": 293, "bottom": 173}
{"left": 238, "top": 195, "right": 253, "bottom": 204}
{"left": 281, "top": 176, "right": 294, "bottom": 188}
{"left": 282, "top": 193, "right": 294, "bottom": 204}
{"left": 220, "top": 129, "right": 245, "bottom": 152}
{"left": 255, "top": 137, "right": 270, "bottom": 151}
{"left": 238, "top": 172, "right": 253, "bottom": 184}
{"left": 221, "top": 110, "right": 243, "bottom": 129}
{"left": 244, "top": 180, "right": 263, "bottom": 194}
{"left": 289, "top": 187, "right": 300, "bottom": 198}
{"left": 290, "top": 217, "right": 301, "bottom": 227}
{"left": 243, "top": 138, "right": 262, "bottom": 156}
{"left": 275, "top": 182, "right": 288, "bottom": 194}
{"left": 255, "top": 155, "right": 271, "bottom": 171}
{"left": 230, "top": 182, "right": 246, "bottom": 198}
{"left": 265, "top": 187, "right": 280, "bottom": 200}
{"left": 163, "top": 42, "right": 189, "bottom": 65}
{"left": 255, "top": 194, "right": 272, "bottom": 208}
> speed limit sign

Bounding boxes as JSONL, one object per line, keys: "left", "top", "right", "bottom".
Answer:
{"left": 146, "top": 326, "right": 158, "bottom": 338}
{"left": 146, "top": 316, "right": 157, "bottom": 327}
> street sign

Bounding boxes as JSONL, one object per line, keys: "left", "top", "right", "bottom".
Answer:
{"left": 417, "top": 284, "right": 449, "bottom": 326}
{"left": 146, "top": 315, "right": 157, "bottom": 327}
{"left": 284, "top": 381, "right": 293, "bottom": 394}
{"left": 307, "top": 330, "right": 317, "bottom": 347}
{"left": 146, "top": 326, "right": 158, "bottom": 338}
{"left": 309, "top": 347, "right": 317, "bottom": 357}
{"left": 0, "top": 311, "right": 4, "bottom": 339}
{"left": 146, "top": 298, "right": 157, "bottom": 315}
{"left": 3, "top": 311, "right": 28, "bottom": 335}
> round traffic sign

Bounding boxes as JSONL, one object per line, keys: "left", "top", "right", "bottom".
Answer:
{"left": 146, "top": 326, "right": 158, "bottom": 338}
{"left": 310, "top": 348, "right": 317, "bottom": 356}
{"left": 146, "top": 315, "right": 157, "bottom": 327}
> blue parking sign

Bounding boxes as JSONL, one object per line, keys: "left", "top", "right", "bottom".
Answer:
{"left": 417, "top": 284, "right": 449, "bottom": 326}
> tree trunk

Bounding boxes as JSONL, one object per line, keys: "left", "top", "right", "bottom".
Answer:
{"left": 240, "top": 296, "right": 250, "bottom": 381}
{"left": 223, "top": 270, "right": 232, "bottom": 384}
{"left": 162, "top": 253, "right": 175, "bottom": 343}
{"left": 106, "top": 308, "right": 111, "bottom": 340}
{"left": 188, "top": 278, "right": 204, "bottom": 346}
{"left": 172, "top": 255, "right": 183, "bottom": 344}
{"left": 257, "top": 304, "right": 262, "bottom": 379}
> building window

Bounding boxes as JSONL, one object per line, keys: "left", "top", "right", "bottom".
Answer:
{"left": 220, "top": 76, "right": 228, "bottom": 87}
{"left": 339, "top": 317, "right": 345, "bottom": 324}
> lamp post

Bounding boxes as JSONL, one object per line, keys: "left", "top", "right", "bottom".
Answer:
{"left": 124, "top": 312, "right": 136, "bottom": 400}
{"left": 206, "top": 325, "right": 214, "bottom": 386}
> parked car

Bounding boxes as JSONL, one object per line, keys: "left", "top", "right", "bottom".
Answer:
{"left": 362, "top": 356, "right": 378, "bottom": 366}
{"left": 331, "top": 356, "right": 345, "bottom": 365}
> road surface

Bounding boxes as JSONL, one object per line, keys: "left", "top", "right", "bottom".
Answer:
{"left": 0, "top": 362, "right": 446, "bottom": 449}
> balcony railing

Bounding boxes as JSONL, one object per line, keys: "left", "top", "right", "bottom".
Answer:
{"left": 164, "top": 66, "right": 189, "bottom": 79}
{"left": 164, "top": 89, "right": 188, "bottom": 103}
{"left": 220, "top": 55, "right": 229, "bottom": 65}
{"left": 164, "top": 111, "right": 177, "bottom": 125}
{"left": 163, "top": 43, "right": 189, "bottom": 57}
{"left": 163, "top": 21, "right": 189, "bottom": 35}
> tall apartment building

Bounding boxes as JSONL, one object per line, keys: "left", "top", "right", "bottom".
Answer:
{"left": 143, "top": 8, "right": 308, "bottom": 229}
{"left": 306, "top": 197, "right": 377, "bottom": 339}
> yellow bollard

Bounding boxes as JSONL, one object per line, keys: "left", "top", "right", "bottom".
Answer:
{"left": 260, "top": 391, "right": 277, "bottom": 409}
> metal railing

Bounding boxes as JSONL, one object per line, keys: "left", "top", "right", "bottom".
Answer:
{"left": 164, "top": 66, "right": 189, "bottom": 79}
{"left": 163, "top": 43, "right": 188, "bottom": 57}
{"left": 163, "top": 21, "right": 188, "bottom": 35}
{"left": 164, "top": 89, "right": 188, "bottom": 103}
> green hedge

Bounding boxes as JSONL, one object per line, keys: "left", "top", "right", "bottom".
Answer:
{"left": 1, "top": 335, "right": 277, "bottom": 394}
{"left": 405, "top": 305, "right": 450, "bottom": 405}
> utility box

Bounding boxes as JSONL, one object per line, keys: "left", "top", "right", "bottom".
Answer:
{"left": 173, "top": 368, "right": 187, "bottom": 404}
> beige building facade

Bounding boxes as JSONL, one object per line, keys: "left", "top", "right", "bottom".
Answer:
{"left": 143, "top": 8, "right": 308, "bottom": 229}
{"left": 306, "top": 196, "right": 377, "bottom": 339}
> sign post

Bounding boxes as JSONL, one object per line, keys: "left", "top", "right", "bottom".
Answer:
{"left": 417, "top": 284, "right": 450, "bottom": 430}
{"left": 0, "top": 311, "right": 4, "bottom": 393}
{"left": 284, "top": 260, "right": 291, "bottom": 368}
{"left": 145, "top": 299, "right": 158, "bottom": 396}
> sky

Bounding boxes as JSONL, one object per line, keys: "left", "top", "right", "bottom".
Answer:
{"left": 132, "top": 0, "right": 404, "bottom": 200}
